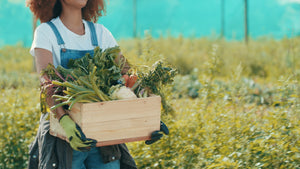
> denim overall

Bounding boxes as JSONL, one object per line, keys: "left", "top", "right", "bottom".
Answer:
{"left": 47, "top": 21, "right": 120, "bottom": 169}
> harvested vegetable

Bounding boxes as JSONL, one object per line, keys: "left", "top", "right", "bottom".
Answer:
{"left": 127, "top": 74, "right": 138, "bottom": 88}
{"left": 110, "top": 85, "right": 137, "bottom": 100}
{"left": 132, "top": 61, "right": 178, "bottom": 114}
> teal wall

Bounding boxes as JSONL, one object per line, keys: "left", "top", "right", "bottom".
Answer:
{"left": 0, "top": 0, "right": 299, "bottom": 47}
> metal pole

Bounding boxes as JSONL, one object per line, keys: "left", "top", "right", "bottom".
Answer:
{"left": 32, "top": 15, "right": 38, "bottom": 72}
{"left": 221, "top": 0, "right": 225, "bottom": 38}
{"left": 244, "top": 0, "right": 248, "bottom": 43}
{"left": 133, "top": 0, "right": 137, "bottom": 38}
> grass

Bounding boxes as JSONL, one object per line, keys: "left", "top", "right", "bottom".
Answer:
{"left": 0, "top": 36, "right": 299, "bottom": 168}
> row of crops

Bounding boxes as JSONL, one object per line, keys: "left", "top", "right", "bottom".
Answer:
{"left": 0, "top": 36, "right": 299, "bottom": 168}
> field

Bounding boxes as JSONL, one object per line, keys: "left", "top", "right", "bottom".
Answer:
{"left": 0, "top": 36, "right": 300, "bottom": 169}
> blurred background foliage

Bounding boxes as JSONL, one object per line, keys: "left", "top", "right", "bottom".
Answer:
{"left": 0, "top": 36, "right": 299, "bottom": 168}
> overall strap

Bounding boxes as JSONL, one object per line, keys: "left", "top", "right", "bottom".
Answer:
{"left": 46, "top": 22, "right": 65, "bottom": 46}
{"left": 86, "top": 21, "right": 99, "bottom": 47}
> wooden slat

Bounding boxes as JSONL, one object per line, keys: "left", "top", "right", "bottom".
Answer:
{"left": 83, "top": 115, "right": 160, "bottom": 141}
{"left": 50, "top": 113, "right": 66, "bottom": 137}
{"left": 69, "top": 103, "right": 82, "bottom": 125}
{"left": 49, "top": 131, "right": 152, "bottom": 147}
{"left": 80, "top": 96, "right": 161, "bottom": 123}
{"left": 83, "top": 115, "right": 159, "bottom": 131}
{"left": 96, "top": 136, "right": 150, "bottom": 147}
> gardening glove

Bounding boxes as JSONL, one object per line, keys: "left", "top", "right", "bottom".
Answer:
{"left": 145, "top": 121, "right": 169, "bottom": 145}
{"left": 59, "top": 114, "right": 97, "bottom": 152}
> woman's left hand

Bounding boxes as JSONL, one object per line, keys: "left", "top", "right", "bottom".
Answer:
{"left": 145, "top": 121, "right": 169, "bottom": 145}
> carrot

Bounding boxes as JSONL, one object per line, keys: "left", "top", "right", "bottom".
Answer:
{"left": 122, "top": 74, "right": 129, "bottom": 87}
{"left": 127, "top": 74, "right": 138, "bottom": 88}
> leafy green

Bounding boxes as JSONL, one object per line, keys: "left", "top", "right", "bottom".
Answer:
{"left": 40, "top": 46, "right": 123, "bottom": 112}
{"left": 134, "top": 61, "right": 178, "bottom": 114}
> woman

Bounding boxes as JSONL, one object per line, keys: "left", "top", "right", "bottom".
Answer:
{"left": 26, "top": 0, "right": 168, "bottom": 169}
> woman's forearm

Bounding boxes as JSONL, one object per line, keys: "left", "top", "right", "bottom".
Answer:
{"left": 41, "top": 75, "right": 67, "bottom": 119}
{"left": 46, "top": 90, "right": 67, "bottom": 120}
{"left": 35, "top": 48, "right": 66, "bottom": 119}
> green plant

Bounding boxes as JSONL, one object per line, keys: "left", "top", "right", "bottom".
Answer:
{"left": 1, "top": 37, "right": 300, "bottom": 168}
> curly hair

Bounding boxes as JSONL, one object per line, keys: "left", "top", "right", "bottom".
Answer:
{"left": 26, "top": 0, "right": 106, "bottom": 23}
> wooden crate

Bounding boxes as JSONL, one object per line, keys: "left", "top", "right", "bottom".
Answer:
{"left": 49, "top": 95, "right": 161, "bottom": 147}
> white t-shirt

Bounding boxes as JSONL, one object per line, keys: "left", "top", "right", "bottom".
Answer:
{"left": 30, "top": 17, "right": 118, "bottom": 67}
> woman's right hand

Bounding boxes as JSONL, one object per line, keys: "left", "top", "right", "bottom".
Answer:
{"left": 59, "top": 114, "right": 97, "bottom": 151}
